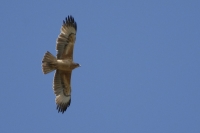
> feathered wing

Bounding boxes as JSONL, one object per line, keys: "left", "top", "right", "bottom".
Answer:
{"left": 53, "top": 16, "right": 77, "bottom": 113}
{"left": 53, "top": 70, "right": 72, "bottom": 113}
{"left": 56, "top": 15, "right": 77, "bottom": 60}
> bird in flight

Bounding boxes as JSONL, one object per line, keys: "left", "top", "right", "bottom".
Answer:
{"left": 42, "top": 15, "right": 80, "bottom": 113}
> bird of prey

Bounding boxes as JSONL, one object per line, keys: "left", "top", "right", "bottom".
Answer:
{"left": 42, "top": 16, "right": 80, "bottom": 113}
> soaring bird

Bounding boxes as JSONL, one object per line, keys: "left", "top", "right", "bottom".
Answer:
{"left": 42, "top": 16, "right": 80, "bottom": 113}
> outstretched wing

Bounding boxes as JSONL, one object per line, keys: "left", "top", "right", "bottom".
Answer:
{"left": 56, "top": 15, "right": 77, "bottom": 60}
{"left": 53, "top": 70, "right": 72, "bottom": 113}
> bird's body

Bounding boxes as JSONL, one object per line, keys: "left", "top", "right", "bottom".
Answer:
{"left": 42, "top": 16, "right": 80, "bottom": 113}
{"left": 57, "top": 59, "right": 79, "bottom": 71}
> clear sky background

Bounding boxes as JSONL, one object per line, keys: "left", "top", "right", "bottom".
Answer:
{"left": 0, "top": 1, "right": 200, "bottom": 133}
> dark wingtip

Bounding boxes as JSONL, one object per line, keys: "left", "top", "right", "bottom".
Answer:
{"left": 56, "top": 99, "right": 71, "bottom": 114}
{"left": 63, "top": 15, "right": 77, "bottom": 31}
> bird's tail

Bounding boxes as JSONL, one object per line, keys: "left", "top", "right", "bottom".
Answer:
{"left": 42, "top": 51, "right": 57, "bottom": 74}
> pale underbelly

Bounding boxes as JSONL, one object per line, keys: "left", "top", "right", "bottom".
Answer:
{"left": 57, "top": 60, "right": 72, "bottom": 71}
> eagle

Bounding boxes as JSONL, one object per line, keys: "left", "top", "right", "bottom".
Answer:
{"left": 42, "top": 16, "right": 80, "bottom": 113}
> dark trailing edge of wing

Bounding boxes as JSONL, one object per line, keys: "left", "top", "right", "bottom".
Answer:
{"left": 63, "top": 15, "right": 77, "bottom": 31}
{"left": 57, "top": 99, "right": 71, "bottom": 113}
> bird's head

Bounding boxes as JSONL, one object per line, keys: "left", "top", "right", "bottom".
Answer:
{"left": 76, "top": 63, "right": 81, "bottom": 68}
{"left": 73, "top": 63, "right": 81, "bottom": 69}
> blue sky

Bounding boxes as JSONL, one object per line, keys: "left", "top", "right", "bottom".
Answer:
{"left": 1, "top": 0, "right": 200, "bottom": 132}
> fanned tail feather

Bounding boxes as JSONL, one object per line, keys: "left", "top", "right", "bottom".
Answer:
{"left": 42, "top": 51, "right": 57, "bottom": 74}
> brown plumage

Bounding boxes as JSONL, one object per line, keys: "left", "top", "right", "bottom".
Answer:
{"left": 42, "top": 16, "right": 80, "bottom": 113}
